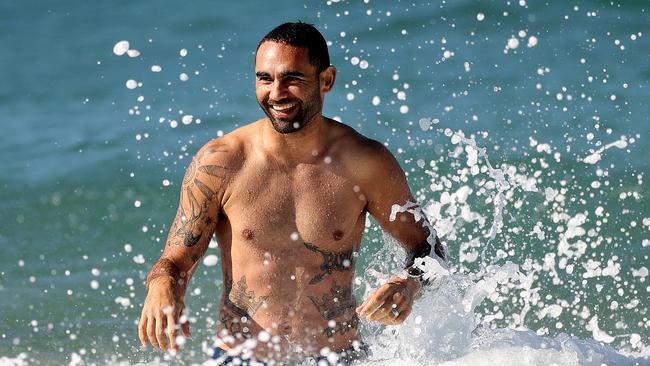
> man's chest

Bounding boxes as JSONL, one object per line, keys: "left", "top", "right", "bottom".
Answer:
{"left": 222, "top": 161, "right": 367, "bottom": 252}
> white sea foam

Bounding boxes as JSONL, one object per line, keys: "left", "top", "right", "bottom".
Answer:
{"left": 583, "top": 137, "right": 629, "bottom": 164}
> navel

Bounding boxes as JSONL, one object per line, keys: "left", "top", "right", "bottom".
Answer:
{"left": 242, "top": 228, "right": 255, "bottom": 240}
{"left": 333, "top": 230, "right": 344, "bottom": 241}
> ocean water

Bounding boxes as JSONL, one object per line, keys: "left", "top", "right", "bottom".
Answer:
{"left": 0, "top": 0, "right": 648, "bottom": 365}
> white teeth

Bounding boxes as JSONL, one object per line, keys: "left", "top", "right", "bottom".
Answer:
{"left": 271, "top": 103, "right": 296, "bottom": 111}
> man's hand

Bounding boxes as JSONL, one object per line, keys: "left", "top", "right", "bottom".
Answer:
{"left": 138, "top": 277, "right": 191, "bottom": 352}
{"left": 355, "top": 276, "right": 421, "bottom": 325}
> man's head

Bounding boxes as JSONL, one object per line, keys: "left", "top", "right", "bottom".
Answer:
{"left": 255, "top": 22, "right": 336, "bottom": 134}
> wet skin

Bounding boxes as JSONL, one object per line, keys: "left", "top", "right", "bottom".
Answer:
{"left": 138, "top": 41, "right": 433, "bottom": 362}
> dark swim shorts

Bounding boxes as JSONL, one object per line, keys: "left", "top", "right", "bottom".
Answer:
{"left": 211, "top": 343, "right": 371, "bottom": 365}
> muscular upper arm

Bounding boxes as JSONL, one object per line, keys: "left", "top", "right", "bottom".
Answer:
{"left": 358, "top": 140, "right": 438, "bottom": 258}
{"left": 157, "top": 139, "right": 233, "bottom": 274}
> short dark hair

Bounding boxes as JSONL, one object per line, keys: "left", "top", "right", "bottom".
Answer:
{"left": 256, "top": 22, "right": 330, "bottom": 73}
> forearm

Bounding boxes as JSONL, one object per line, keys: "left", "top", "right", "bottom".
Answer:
{"left": 145, "top": 258, "right": 189, "bottom": 295}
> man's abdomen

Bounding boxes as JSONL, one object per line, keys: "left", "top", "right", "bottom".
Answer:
{"left": 218, "top": 260, "right": 361, "bottom": 360}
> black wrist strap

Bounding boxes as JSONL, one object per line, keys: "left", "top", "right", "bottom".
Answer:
{"left": 404, "top": 236, "right": 446, "bottom": 286}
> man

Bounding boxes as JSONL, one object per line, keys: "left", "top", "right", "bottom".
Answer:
{"left": 138, "top": 22, "right": 446, "bottom": 365}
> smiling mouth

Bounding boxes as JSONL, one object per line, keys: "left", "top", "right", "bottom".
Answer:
{"left": 270, "top": 102, "right": 297, "bottom": 111}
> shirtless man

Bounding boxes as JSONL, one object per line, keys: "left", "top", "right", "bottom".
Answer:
{"left": 138, "top": 22, "right": 446, "bottom": 365}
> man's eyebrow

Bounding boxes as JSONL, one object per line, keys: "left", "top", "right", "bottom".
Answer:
{"left": 255, "top": 71, "right": 307, "bottom": 78}
{"left": 281, "top": 71, "right": 306, "bottom": 78}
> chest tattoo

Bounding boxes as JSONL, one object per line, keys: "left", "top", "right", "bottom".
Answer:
{"left": 228, "top": 276, "right": 268, "bottom": 317}
{"left": 303, "top": 242, "right": 355, "bottom": 284}
{"left": 307, "top": 281, "right": 355, "bottom": 320}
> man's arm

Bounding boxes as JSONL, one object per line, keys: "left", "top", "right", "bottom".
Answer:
{"left": 138, "top": 139, "right": 231, "bottom": 352}
{"left": 354, "top": 140, "right": 445, "bottom": 325}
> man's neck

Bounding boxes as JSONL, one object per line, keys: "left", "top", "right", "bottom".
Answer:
{"left": 260, "top": 115, "right": 330, "bottom": 165}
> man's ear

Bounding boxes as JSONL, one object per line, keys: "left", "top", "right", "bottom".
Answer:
{"left": 319, "top": 66, "right": 337, "bottom": 93}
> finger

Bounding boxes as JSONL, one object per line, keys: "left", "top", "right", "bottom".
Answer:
{"left": 358, "top": 287, "right": 392, "bottom": 317}
{"left": 155, "top": 313, "right": 169, "bottom": 351}
{"left": 138, "top": 313, "right": 149, "bottom": 347}
{"left": 360, "top": 297, "right": 386, "bottom": 319}
{"left": 167, "top": 314, "right": 179, "bottom": 352}
{"left": 369, "top": 302, "right": 397, "bottom": 322}
{"left": 363, "top": 284, "right": 403, "bottom": 319}
{"left": 381, "top": 301, "right": 411, "bottom": 324}
{"left": 355, "top": 297, "right": 368, "bottom": 314}
{"left": 181, "top": 321, "right": 192, "bottom": 338}
{"left": 357, "top": 288, "right": 381, "bottom": 315}
{"left": 394, "top": 307, "right": 412, "bottom": 323}
{"left": 147, "top": 316, "right": 159, "bottom": 349}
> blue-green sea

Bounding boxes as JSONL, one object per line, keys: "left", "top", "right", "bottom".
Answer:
{"left": 1, "top": 1, "right": 648, "bottom": 365}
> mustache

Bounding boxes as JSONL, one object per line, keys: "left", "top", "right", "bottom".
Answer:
{"left": 265, "top": 97, "right": 300, "bottom": 106}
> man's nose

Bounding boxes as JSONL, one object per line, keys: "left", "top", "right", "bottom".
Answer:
{"left": 269, "top": 79, "right": 289, "bottom": 101}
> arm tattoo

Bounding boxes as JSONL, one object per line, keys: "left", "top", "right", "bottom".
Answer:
{"left": 169, "top": 144, "right": 228, "bottom": 248}
{"left": 307, "top": 281, "right": 356, "bottom": 320}
{"left": 303, "top": 242, "right": 355, "bottom": 284}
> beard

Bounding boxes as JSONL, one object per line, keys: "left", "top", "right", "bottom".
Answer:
{"left": 258, "top": 85, "right": 322, "bottom": 134}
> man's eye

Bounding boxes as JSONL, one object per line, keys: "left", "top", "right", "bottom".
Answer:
{"left": 258, "top": 77, "right": 272, "bottom": 82}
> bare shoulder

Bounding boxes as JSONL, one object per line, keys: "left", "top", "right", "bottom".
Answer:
{"left": 327, "top": 119, "right": 400, "bottom": 178}
{"left": 194, "top": 121, "right": 261, "bottom": 168}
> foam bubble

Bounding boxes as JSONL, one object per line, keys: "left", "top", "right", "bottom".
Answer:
{"left": 203, "top": 255, "right": 219, "bottom": 267}
{"left": 125, "top": 79, "right": 138, "bottom": 89}
{"left": 182, "top": 115, "right": 193, "bottom": 125}
{"left": 112, "top": 40, "right": 129, "bottom": 56}
{"left": 507, "top": 37, "right": 520, "bottom": 49}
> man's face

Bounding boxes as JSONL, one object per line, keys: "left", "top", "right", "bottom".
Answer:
{"left": 255, "top": 41, "right": 323, "bottom": 134}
